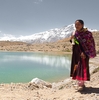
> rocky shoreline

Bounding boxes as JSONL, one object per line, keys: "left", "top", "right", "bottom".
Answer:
{"left": 0, "top": 55, "right": 99, "bottom": 100}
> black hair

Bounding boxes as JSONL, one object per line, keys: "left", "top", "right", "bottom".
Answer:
{"left": 75, "top": 19, "right": 84, "bottom": 25}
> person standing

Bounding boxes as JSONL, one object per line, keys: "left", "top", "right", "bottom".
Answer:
{"left": 70, "top": 19, "right": 96, "bottom": 90}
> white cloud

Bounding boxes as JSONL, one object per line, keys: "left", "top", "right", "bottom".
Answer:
{"left": 34, "top": 0, "right": 43, "bottom": 4}
{"left": 39, "top": 0, "right": 43, "bottom": 2}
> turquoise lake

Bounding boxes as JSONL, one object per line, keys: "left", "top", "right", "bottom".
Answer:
{"left": 0, "top": 52, "right": 71, "bottom": 83}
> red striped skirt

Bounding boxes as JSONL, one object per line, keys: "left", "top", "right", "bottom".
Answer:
{"left": 70, "top": 44, "right": 90, "bottom": 81}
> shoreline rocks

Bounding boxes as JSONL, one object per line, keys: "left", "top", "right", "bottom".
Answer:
{"left": 30, "top": 78, "right": 52, "bottom": 89}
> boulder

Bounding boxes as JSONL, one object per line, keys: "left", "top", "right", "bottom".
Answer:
{"left": 30, "top": 78, "right": 52, "bottom": 88}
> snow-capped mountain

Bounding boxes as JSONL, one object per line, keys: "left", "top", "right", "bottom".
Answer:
{"left": 0, "top": 24, "right": 98, "bottom": 43}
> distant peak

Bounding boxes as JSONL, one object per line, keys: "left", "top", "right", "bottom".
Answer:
{"left": 0, "top": 24, "right": 98, "bottom": 43}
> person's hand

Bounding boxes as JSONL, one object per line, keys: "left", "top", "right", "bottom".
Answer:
{"left": 81, "top": 52, "right": 86, "bottom": 59}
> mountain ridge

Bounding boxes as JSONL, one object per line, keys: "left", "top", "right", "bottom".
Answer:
{"left": 0, "top": 24, "right": 98, "bottom": 43}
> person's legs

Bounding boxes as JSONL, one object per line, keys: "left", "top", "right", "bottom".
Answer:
{"left": 78, "top": 80, "right": 84, "bottom": 87}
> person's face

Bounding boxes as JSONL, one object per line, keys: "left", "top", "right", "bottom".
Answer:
{"left": 75, "top": 21, "right": 83, "bottom": 31}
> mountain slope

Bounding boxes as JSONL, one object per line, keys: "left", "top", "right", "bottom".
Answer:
{"left": 0, "top": 24, "right": 98, "bottom": 43}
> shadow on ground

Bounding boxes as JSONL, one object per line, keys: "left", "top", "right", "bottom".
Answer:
{"left": 78, "top": 87, "right": 99, "bottom": 94}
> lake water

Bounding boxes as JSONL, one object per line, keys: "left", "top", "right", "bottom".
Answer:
{"left": 0, "top": 52, "right": 71, "bottom": 83}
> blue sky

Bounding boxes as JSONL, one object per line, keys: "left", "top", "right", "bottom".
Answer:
{"left": 0, "top": 0, "right": 99, "bottom": 36}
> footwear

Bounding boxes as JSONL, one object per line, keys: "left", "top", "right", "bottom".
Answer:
{"left": 78, "top": 81, "right": 84, "bottom": 87}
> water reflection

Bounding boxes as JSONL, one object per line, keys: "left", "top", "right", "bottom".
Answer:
{"left": 0, "top": 52, "right": 71, "bottom": 69}
{"left": 0, "top": 52, "right": 71, "bottom": 83}
{"left": 21, "top": 55, "right": 71, "bottom": 68}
